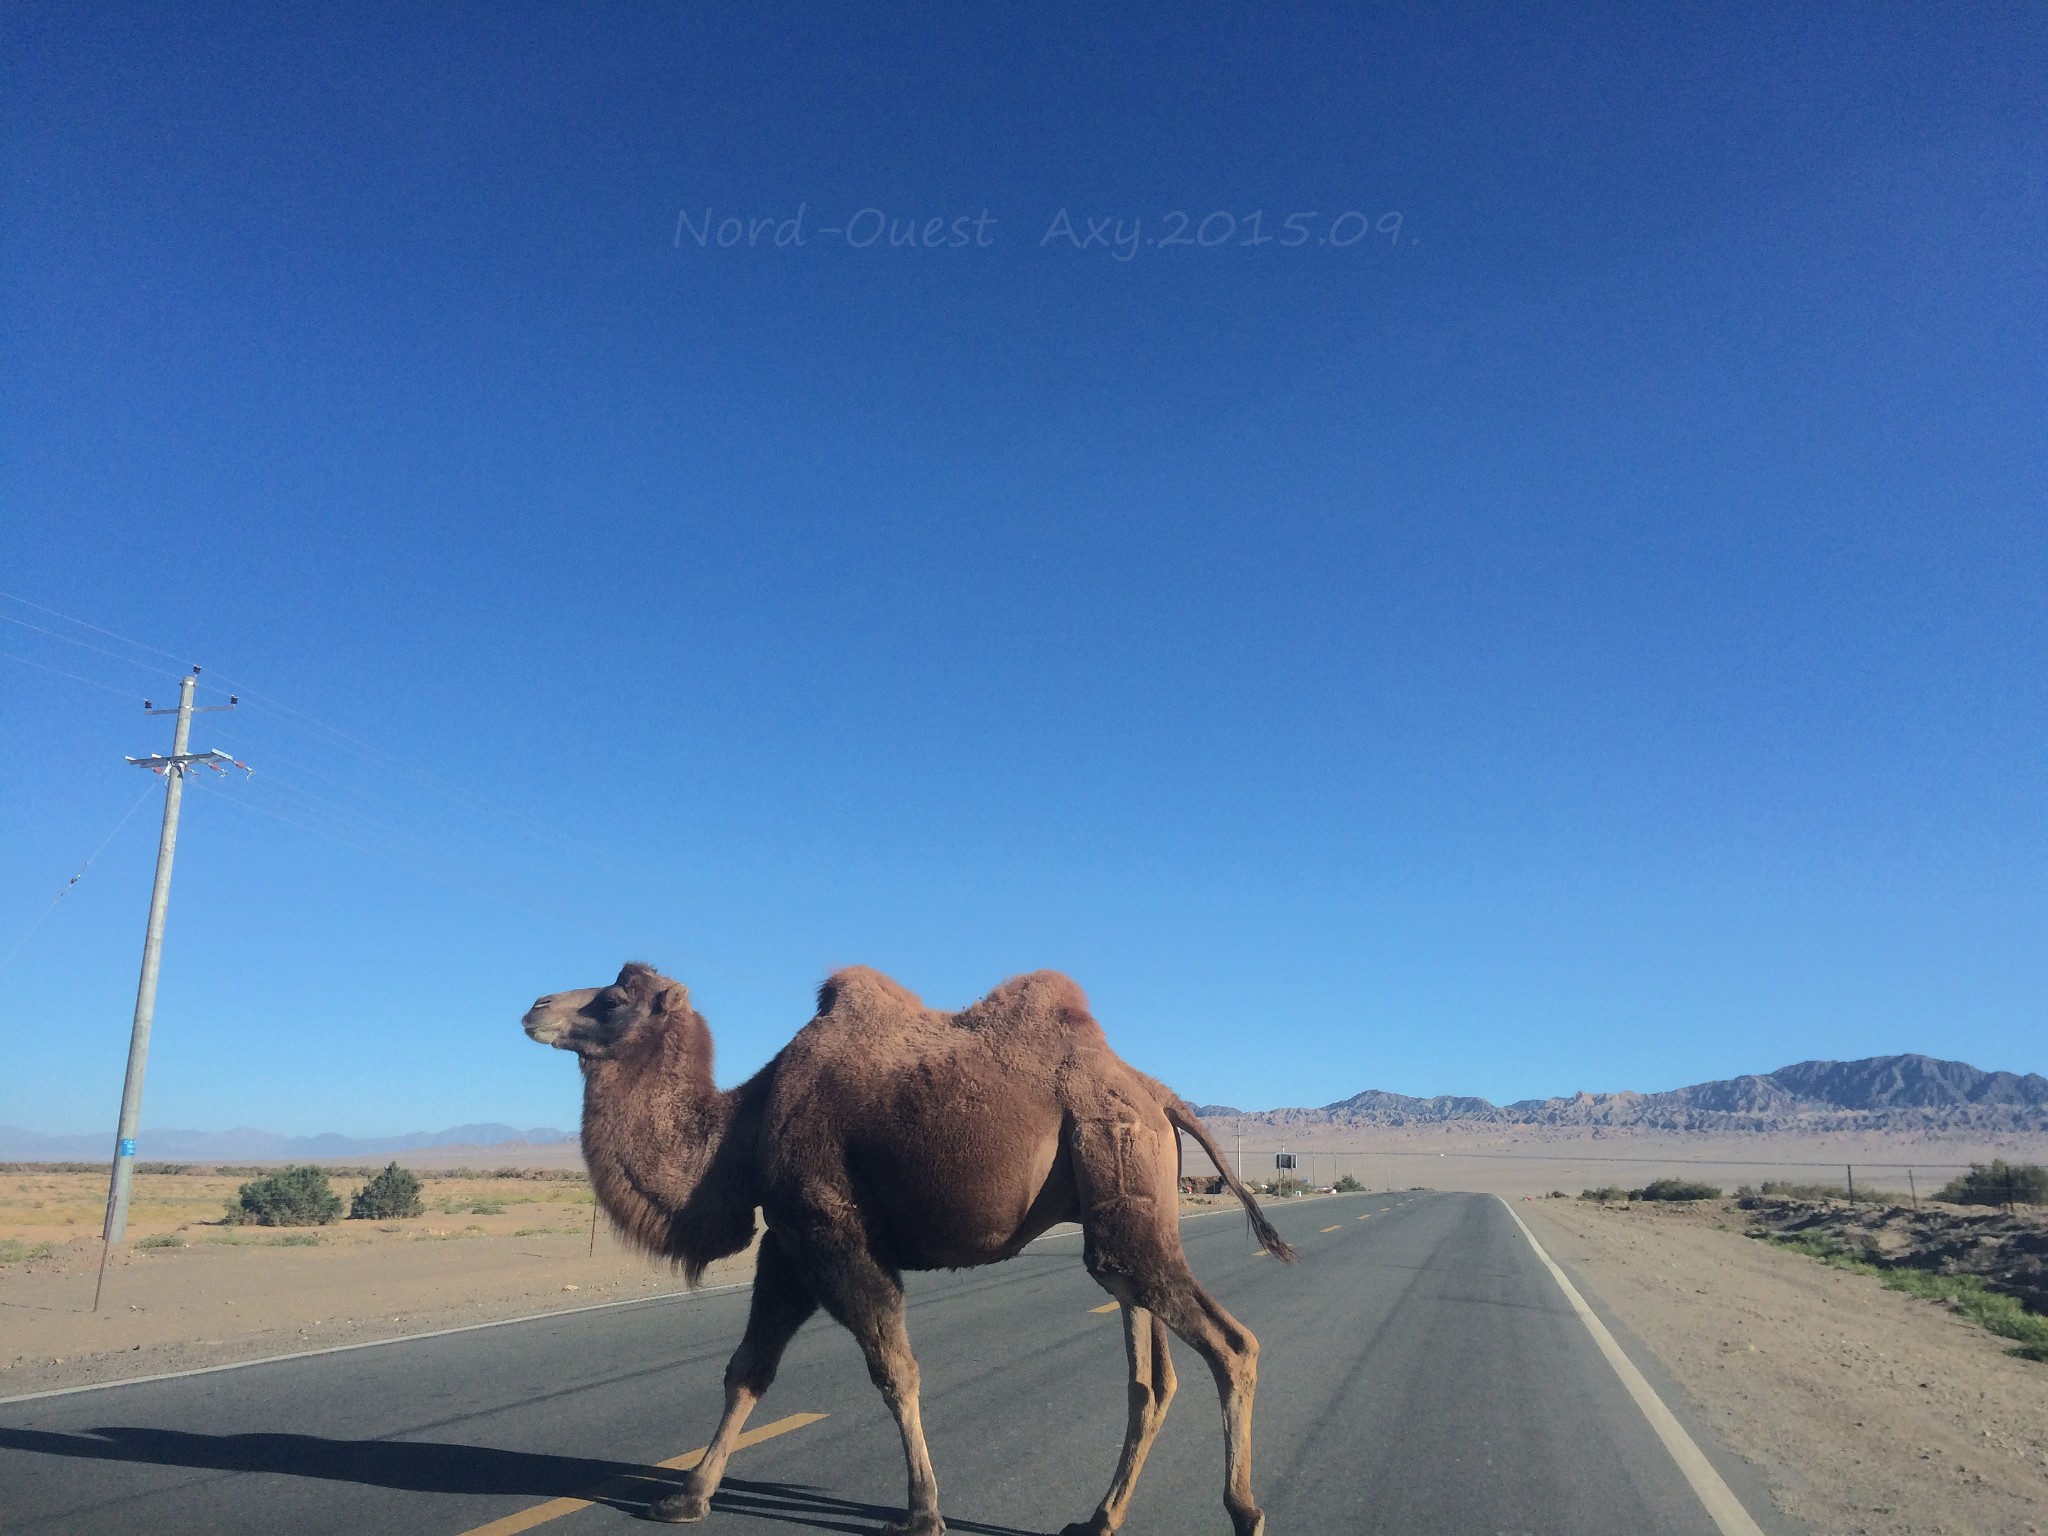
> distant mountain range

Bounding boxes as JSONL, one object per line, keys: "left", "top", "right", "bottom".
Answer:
{"left": 0, "top": 1123, "right": 574, "bottom": 1162}
{"left": 1193, "top": 1054, "right": 2048, "bottom": 1135}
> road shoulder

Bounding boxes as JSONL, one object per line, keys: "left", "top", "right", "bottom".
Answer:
{"left": 1524, "top": 1196, "right": 2048, "bottom": 1536}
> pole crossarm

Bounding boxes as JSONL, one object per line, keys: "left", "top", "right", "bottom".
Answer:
{"left": 125, "top": 749, "right": 250, "bottom": 775}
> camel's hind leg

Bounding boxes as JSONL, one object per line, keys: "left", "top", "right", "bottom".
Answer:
{"left": 1069, "top": 1106, "right": 1266, "bottom": 1536}
{"left": 802, "top": 1239, "right": 943, "bottom": 1536}
{"left": 1061, "top": 1300, "right": 1176, "bottom": 1536}
{"left": 1119, "top": 1267, "right": 1262, "bottom": 1536}
{"left": 648, "top": 1232, "right": 817, "bottom": 1524}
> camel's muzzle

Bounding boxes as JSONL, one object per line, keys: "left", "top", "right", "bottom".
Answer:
{"left": 522, "top": 1002, "right": 569, "bottom": 1046}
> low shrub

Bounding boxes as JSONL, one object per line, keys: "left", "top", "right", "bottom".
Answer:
{"left": 1633, "top": 1178, "right": 1722, "bottom": 1202}
{"left": 1935, "top": 1160, "right": 2048, "bottom": 1207}
{"left": 0, "top": 1161, "right": 101, "bottom": 1174}
{"left": 1735, "top": 1180, "right": 1895, "bottom": 1205}
{"left": 0, "top": 1238, "right": 56, "bottom": 1264}
{"left": 349, "top": 1162, "right": 424, "bottom": 1221}
{"left": 1580, "top": 1185, "right": 1631, "bottom": 1202}
{"left": 135, "top": 1233, "right": 185, "bottom": 1249}
{"left": 225, "top": 1165, "right": 342, "bottom": 1227}
{"left": 1333, "top": 1175, "right": 1365, "bottom": 1193}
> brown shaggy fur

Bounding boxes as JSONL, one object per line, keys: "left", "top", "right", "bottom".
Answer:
{"left": 524, "top": 961, "right": 1291, "bottom": 1536}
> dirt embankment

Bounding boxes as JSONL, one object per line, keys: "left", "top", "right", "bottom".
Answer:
{"left": 1739, "top": 1196, "right": 2048, "bottom": 1316}
{"left": 1527, "top": 1196, "right": 2048, "bottom": 1536}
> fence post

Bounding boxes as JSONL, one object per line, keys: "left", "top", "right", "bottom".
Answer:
{"left": 1846, "top": 1164, "right": 1854, "bottom": 1201}
{"left": 1907, "top": 1169, "right": 1917, "bottom": 1208}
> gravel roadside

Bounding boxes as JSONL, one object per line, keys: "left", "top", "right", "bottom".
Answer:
{"left": 1526, "top": 1197, "right": 2048, "bottom": 1536}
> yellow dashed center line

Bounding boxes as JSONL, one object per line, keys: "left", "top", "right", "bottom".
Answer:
{"left": 455, "top": 1411, "right": 827, "bottom": 1536}
{"left": 1320, "top": 1224, "right": 1342, "bottom": 1233}
{"left": 1357, "top": 1214, "right": 1371, "bottom": 1220}
{"left": 1089, "top": 1301, "right": 1120, "bottom": 1314}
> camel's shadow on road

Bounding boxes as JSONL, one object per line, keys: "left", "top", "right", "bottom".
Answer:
{"left": 0, "top": 1425, "right": 1046, "bottom": 1535}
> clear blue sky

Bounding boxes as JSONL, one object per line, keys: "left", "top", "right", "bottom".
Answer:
{"left": 3, "top": 4, "right": 2043, "bottom": 1139}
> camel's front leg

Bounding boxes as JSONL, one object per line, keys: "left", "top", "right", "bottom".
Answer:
{"left": 867, "top": 1331, "right": 940, "bottom": 1536}
{"left": 1062, "top": 1301, "right": 1177, "bottom": 1536}
{"left": 648, "top": 1234, "right": 817, "bottom": 1523}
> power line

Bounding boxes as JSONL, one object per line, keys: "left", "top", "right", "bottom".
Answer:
{"left": 0, "top": 613, "right": 183, "bottom": 678}
{"left": 0, "top": 590, "right": 193, "bottom": 668}
{"left": 0, "top": 589, "right": 651, "bottom": 879}
{"left": 5, "top": 591, "right": 766, "bottom": 985}
{"left": 199, "top": 778, "right": 626, "bottom": 943}
{"left": 0, "top": 781, "right": 160, "bottom": 974}
{"left": 0, "top": 650, "right": 157, "bottom": 698}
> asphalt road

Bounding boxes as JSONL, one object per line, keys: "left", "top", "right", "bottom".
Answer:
{"left": 0, "top": 1192, "right": 1782, "bottom": 1535}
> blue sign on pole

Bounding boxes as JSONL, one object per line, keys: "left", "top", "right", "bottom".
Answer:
{"left": 118, "top": 1139, "right": 137, "bottom": 1158}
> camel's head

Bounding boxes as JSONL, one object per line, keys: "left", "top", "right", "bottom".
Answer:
{"left": 522, "top": 962, "right": 696, "bottom": 1060}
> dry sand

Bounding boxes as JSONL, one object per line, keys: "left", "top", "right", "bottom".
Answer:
{"left": 0, "top": 1168, "right": 758, "bottom": 1399}
{"left": 1528, "top": 1196, "right": 2048, "bottom": 1536}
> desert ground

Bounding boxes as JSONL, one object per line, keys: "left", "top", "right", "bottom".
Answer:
{"left": 0, "top": 1161, "right": 766, "bottom": 1399}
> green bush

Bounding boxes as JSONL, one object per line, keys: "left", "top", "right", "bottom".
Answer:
{"left": 349, "top": 1162, "right": 424, "bottom": 1220}
{"left": 1633, "top": 1178, "right": 1722, "bottom": 1202}
{"left": 225, "top": 1165, "right": 342, "bottom": 1227}
{"left": 1935, "top": 1160, "right": 2048, "bottom": 1207}
{"left": 1333, "top": 1174, "right": 1365, "bottom": 1193}
{"left": 136, "top": 1233, "right": 185, "bottom": 1249}
{"left": 1580, "top": 1185, "right": 1631, "bottom": 1202}
{"left": 1264, "top": 1176, "right": 1309, "bottom": 1197}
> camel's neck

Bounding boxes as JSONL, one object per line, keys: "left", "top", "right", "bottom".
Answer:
{"left": 579, "top": 1015, "right": 752, "bottom": 1272}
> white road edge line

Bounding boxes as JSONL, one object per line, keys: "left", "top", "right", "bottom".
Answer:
{"left": 1498, "top": 1197, "right": 1766, "bottom": 1536}
{"left": 0, "top": 1279, "right": 753, "bottom": 1409}
{"left": 0, "top": 1204, "right": 1248, "bottom": 1410}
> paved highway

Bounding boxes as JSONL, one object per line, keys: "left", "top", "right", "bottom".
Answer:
{"left": 0, "top": 1192, "right": 1786, "bottom": 1535}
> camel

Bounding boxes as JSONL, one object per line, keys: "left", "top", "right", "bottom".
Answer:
{"left": 521, "top": 961, "right": 1294, "bottom": 1536}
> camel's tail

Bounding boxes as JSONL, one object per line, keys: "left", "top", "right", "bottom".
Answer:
{"left": 1166, "top": 1100, "right": 1298, "bottom": 1263}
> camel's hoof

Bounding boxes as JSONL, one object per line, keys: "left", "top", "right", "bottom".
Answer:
{"left": 1228, "top": 1507, "right": 1265, "bottom": 1536}
{"left": 645, "top": 1489, "right": 711, "bottom": 1523}
{"left": 1058, "top": 1520, "right": 1113, "bottom": 1536}
{"left": 881, "top": 1514, "right": 944, "bottom": 1536}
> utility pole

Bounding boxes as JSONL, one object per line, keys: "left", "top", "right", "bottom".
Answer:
{"left": 95, "top": 669, "right": 242, "bottom": 1308}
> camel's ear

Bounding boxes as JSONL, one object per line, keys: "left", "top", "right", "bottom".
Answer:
{"left": 655, "top": 984, "right": 691, "bottom": 1017}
